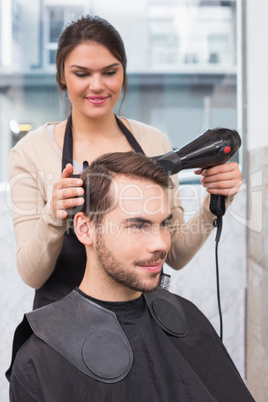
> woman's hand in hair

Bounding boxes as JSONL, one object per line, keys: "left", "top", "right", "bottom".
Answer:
{"left": 50, "top": 163, "right": 84, "bottom": 220}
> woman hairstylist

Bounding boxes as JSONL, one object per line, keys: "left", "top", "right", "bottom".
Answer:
{"left": 9, "top": 15, "right": 242, "bottom": 309}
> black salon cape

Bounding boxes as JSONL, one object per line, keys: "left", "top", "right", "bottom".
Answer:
{"left": 7, "top": 289, "right": 254, "bottom": 402}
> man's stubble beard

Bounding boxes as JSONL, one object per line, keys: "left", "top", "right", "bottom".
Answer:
{"left": 95, "top": 232, "right": 162, "bottom": 293}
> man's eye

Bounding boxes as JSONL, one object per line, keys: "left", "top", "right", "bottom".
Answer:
{"left": 131, "top": 223, "right": 144, "bottom": 229}
{"left": 130, "top": 223, "right": 150, "bottom": 230}
{"left": 161, "top": 221, "right": 171, "bottom": 229}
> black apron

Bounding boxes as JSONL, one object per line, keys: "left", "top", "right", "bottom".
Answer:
{"left": 33, "top": 115, "right": 144, "bottom": 309}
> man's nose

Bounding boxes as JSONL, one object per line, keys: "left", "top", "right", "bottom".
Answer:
{"left": 147, "top": 228, "right": 171, "bottom": 255}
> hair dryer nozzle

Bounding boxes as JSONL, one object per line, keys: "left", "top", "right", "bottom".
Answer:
{"left": 153, "top": 128, "right": 241, "bottom": 175}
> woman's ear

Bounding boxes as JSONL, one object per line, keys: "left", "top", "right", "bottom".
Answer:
{"left": 60, "top": 73, "right": 67, "bottom": 89}
{"left": 74, "top": 212, "right": 94, "bottom": 246}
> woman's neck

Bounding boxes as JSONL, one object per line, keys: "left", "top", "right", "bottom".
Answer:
{"left": 69, "top": 109, "right": 132, "bottom": 164}
{"left": 71, "top": 110, "right": 119, "bottom": 140}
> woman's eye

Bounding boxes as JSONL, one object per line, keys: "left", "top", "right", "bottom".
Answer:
{"left": 75, "top": 72, "right": 88, "bottom": 77}
{"left": 104, "top": 70, "right": 116, "bottom": 76}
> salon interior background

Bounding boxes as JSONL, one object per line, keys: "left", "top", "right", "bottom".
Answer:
{"left": 0, "top": 0, "right": 238, "bottom": 182}
{"left": 1, "top": 1, "right": 268, "bottom": 401}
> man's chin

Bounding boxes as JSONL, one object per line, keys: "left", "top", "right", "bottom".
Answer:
{"left": 130, "top": 276, "right": 161, "bottom": 293}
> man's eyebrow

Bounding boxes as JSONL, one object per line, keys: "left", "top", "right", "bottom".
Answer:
{"left": 69, "top": 63, "right": 121, "bottom": 71}
{"left": 125, "top": 218, "right": 152, "bottom": 225}
{"left": 163, "top": 213, "right": 173, "bottom": 222}
{"left": 125, "top": 214, "right": 173, "bottom": 225}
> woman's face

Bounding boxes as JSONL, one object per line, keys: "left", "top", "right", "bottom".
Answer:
{"left": 62, "top": 41, "right": 124, "bottom": 120}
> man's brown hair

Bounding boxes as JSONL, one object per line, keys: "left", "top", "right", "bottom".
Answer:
{"left": 80, "top": 151, "right": 173, "bottom": 224}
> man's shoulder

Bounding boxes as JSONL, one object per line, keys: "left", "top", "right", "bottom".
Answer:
{"left": 153, "top": 289, "right": 220, "bottom": 338}
{"left": 9, "top": 290, "right": 133, "bottom": 383}
{"left": 172, "top": 291, "right": 216, "bottom": 327}
{"left": 152, "top": 288, "right": 204, "bottom": 314}
{"left": 9, "top": 333, "right": 47, "bottom": 401}
{"left": 13, "top": 332, "right": 46, "bottom": 367}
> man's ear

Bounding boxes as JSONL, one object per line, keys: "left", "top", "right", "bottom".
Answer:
{"left": 74, "top": 212, "right": 94, "bottom": 246}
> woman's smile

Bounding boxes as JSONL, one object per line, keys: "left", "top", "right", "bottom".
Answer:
{"left": 85, "top": 95, "right": 109, "bottom": 105}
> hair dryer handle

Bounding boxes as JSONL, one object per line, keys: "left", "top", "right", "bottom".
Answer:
{"left": 210, "top": 194, "right": 226, "bottom": 217}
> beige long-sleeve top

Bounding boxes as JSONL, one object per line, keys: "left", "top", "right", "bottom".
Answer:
{"left": 9, "top": 118, "right": 216, "bottom": 289}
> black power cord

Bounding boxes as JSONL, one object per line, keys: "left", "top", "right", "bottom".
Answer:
{"left": 213, "top": 215, "right": 223, "bottom": 341}
{"left": 160, "top": 193, "right": 225, "bottom": 341}
{"left": 210, "top": 194, "right": 225, "bottom": 341}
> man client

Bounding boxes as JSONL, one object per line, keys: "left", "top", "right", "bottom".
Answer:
{"left": 6, "top": 151, "right": 254, "bottom": 401}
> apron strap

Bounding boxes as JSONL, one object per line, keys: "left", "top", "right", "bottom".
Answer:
{"left": 115, "top": 115, "right": 145, "bottom": 154}
{"left": 61, "top": 115, "right": 73, "bottom": 172}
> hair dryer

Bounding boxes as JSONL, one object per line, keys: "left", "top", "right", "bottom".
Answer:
{"left": 154, "top": 127, "right": 241, "bottom": 339}
{"left": 153, "top": 127, "right": 241, "bottom": 218}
